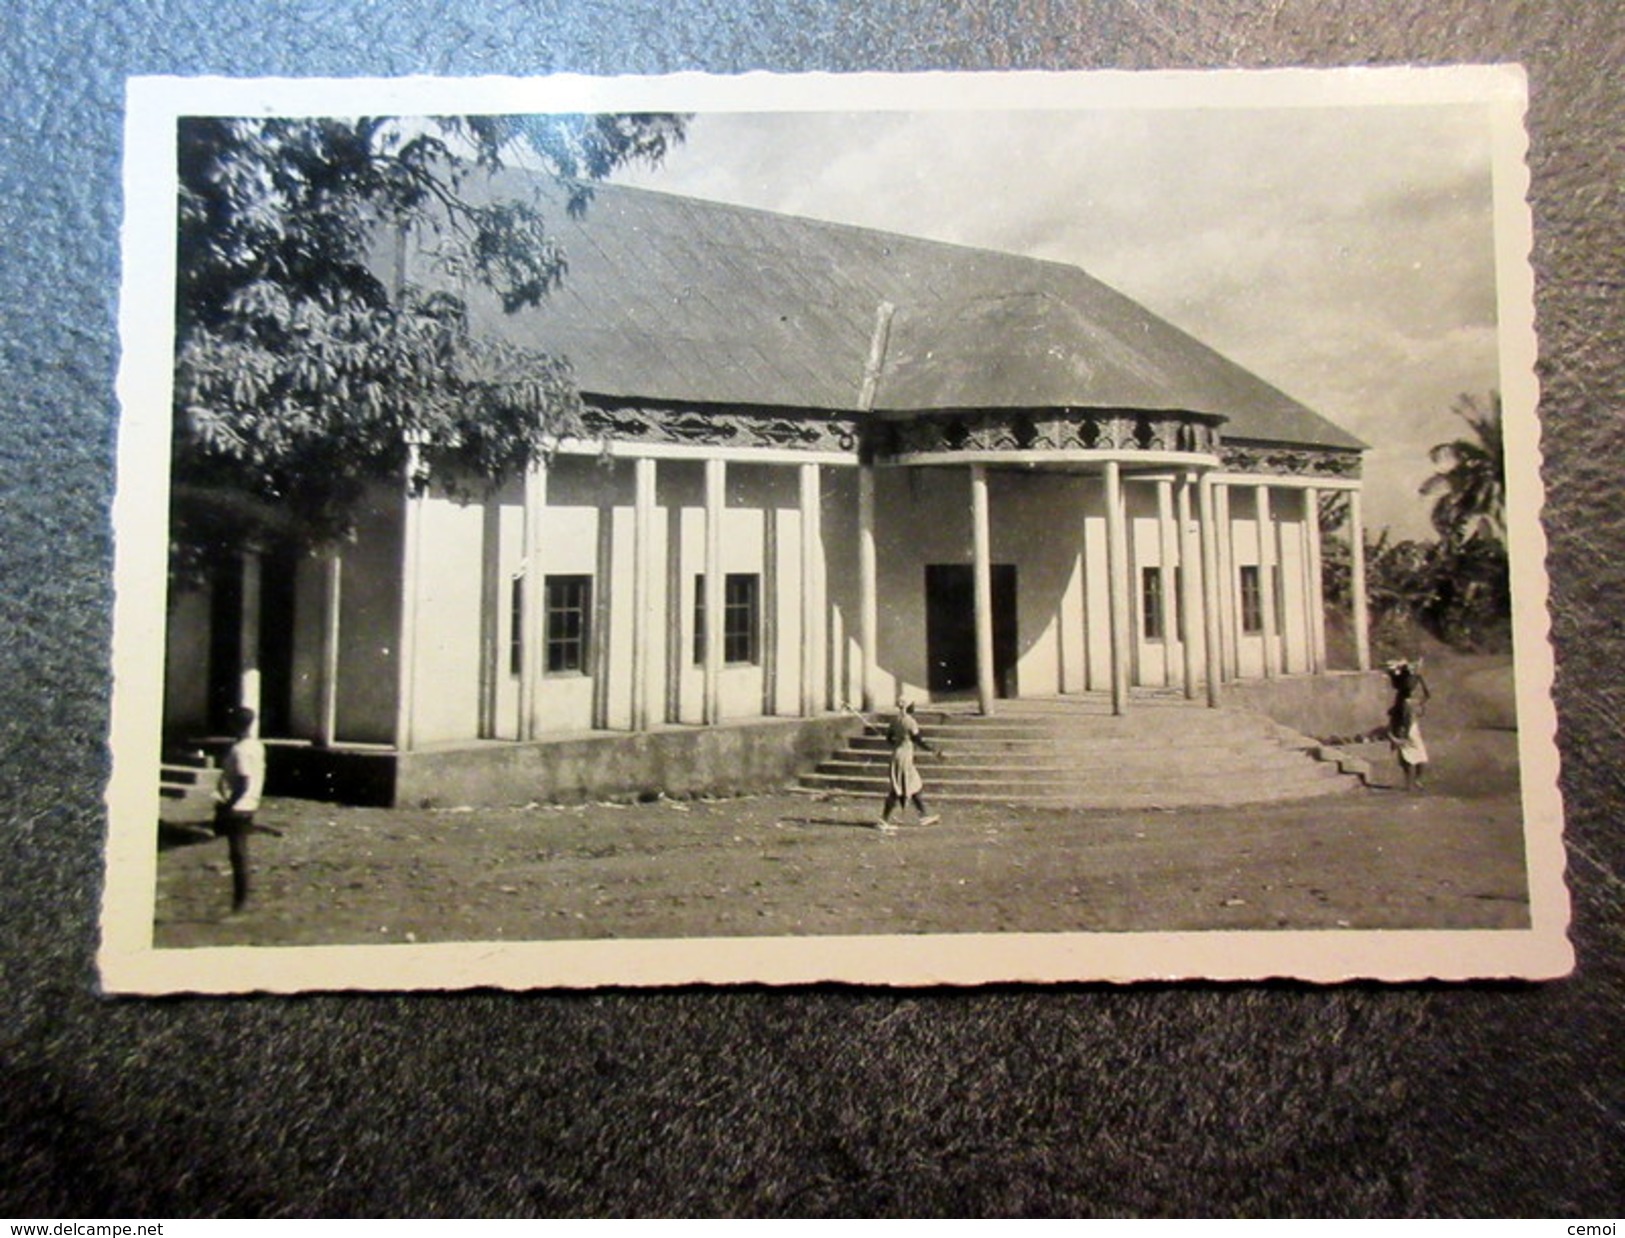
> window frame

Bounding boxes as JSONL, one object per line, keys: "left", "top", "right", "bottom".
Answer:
{"left": 694, "top": 572, "right": 761, "bottom": 667}
{"left": 543, "top": 574, "right": 593, "bottom": 676}
{"left": 1141, "top": 565, "right": 1166, "bottom": 642}
{"left": 1239, "top": 564, "right": 1263, "bottom": 635}
{"left": 509, "top": 575, "right": 525, "bottom": 677}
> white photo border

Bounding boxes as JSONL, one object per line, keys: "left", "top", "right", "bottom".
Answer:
{"left": 101, "top": 67, "right": 1571, "bottom": 993}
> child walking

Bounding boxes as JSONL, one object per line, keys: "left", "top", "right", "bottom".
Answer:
{"left": 876, "top": 699, "right": 942, "bottom": 832}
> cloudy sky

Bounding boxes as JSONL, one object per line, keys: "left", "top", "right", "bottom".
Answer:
{"left": 610, "top": 104, "right": 1503, "bottom": 539}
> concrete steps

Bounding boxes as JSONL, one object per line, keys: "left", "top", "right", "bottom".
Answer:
{"left": 160, "top": 748, "right": 216, "bottom": 806}
{"left": 798, "top": 694, "right": 1366, "bottom": 809}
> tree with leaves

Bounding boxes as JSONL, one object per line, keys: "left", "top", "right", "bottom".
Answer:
{"left": 1322, "top": 392, "right": 1512, "bottom": 656}
{"left": 1421, "top": 391, "right": 1505, "bottom": 547}
{"left": 172, "top": 113, "right": 685, "bottom": 558}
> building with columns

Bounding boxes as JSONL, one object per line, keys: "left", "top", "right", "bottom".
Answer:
{"left": 162, "top": 181, "right": 1371, "bottom": 804}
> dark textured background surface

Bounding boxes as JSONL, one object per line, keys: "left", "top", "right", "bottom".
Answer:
{"left": 2, "top": 1, "right": 1621, "bottom": 1218}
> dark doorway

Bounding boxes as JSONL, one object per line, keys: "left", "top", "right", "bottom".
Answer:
{"left": 925, "top": 563, "right": 1018, "bottom": 696}
{"left": 206, "top": 546, "right": 297, "bottom": 737}
{"left": 257, "top": 544, "right": 298, "bottom": 737}
{"left": 205, "top": 553, "right": 243, "bottom": 735}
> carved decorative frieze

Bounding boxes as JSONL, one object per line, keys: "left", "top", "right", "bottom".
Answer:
{"left": 884, "top": 409, "right": 1220, "bottom": 458}
{"left": 579, "top": 402, "right": 859, "bottom": 453}
{"left": 572, "top": 403, "right": 1359, "bottom": 475}
{"left": 1221, "top": 443, "right": 1362, "bottom": 479}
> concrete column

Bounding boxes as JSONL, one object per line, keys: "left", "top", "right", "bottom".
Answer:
{"left": 521, "top": 457, "right": 547, "bottom": 740}
{"left": 1256, "top": 484, "right": 1279, "bottom": 679}
{"left": 761, "top": 497, "right": 779, "bottom": 717}
{"left": 631, "top": 456, "right": 656, "bottom": 732}
{"left": 477, "top": 496, "right": 500, "bottom": 739}
{"left": 590, "top": 493, "right": 613, "bottom": 731}
{"left": 316, "top": 551, "right": 342, "bottom": 746}
{"left": 1304, "top": 487, "right": 1326, "bottom": 673}
{"left": 970, "top": 464, "right": 996, "bottom": 716}
{"left": 704, "top": 457, "right": 725, "bottom": 726}
{"left": 238, "top": 547, "right": 263, "bottom": 732}
{"left": 798, "top": 463, "right": 822, "bottom": 716}
{"left": 1216, "top": 483, "right": 1238, "bottom": 681}
{"left": 1350, "top": 489, "right": 1371, "bottom": 671}
{"left": 1178, "top": 473, "right": 1203, "bottom": 701}
{"left": 396, "top": 447, "right": 426, "bottom": 751}
{"left": 1198, "top": 475, "right": 1223, "bottom": 708}
{"left": 858, "top": 463, "right": 878, "bottom": 712}
{"left": 1156, "top": 477, "right": 1178, "bottom": 690}
{"left": 1104, "top": 461, "right": 1131, "bottom": 716}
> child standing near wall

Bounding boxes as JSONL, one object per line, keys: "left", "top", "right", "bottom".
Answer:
{"left": 214, "top": 705, "right": 267, "bottom": 913}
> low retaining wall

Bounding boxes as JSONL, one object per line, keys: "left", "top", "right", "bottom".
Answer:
{"left": 392, "top": 715, "right": 860, "bottom": 809}
{"left": 269, "top": 745, "right": 400, "bottom": 807}
{"left": 1220, "top": 671, "right": 1390, "bottom": 740}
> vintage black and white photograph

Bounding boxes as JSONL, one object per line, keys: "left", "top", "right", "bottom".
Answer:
{"left": 101, "top": 69, "right": 1568, "bottom": 991}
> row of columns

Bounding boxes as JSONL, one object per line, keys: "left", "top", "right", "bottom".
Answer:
{"left": 381, "top": 451, "right": 1372, "bottom": 749}
{"left": 506, "top": 453, "right": 838, "bottom": 743}
{"left": 246, "top": 455, "right": 1371, "bottom": 750}
{"left": 958, "top": 463, "right": 1370, "bottom": 719}
{"left": 228, "top": 542, "right": 344, "bottom": 745}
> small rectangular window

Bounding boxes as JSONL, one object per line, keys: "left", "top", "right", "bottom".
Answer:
{"left": 1141, "top": 566, "right": 1165, "bottom": 641}
{"left": 545, "top": 575, "right": 592, "bottom": 674}
{"left": 509, "top": 576, "right": 524, "bottom": 676}
{"left": 1239, "top": 565, "right": 1263, "bottom": 634}
{"left": 695, "top": 573, "right": 760, "bottom": 666}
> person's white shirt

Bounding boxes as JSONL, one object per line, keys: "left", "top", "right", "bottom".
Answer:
{"left": 217, "top": 737, "right": 267, "bottom": 813}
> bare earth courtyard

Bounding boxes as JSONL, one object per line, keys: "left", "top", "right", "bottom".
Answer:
{"left": 150, "top": 656, "right": 1529, "bottom": 949}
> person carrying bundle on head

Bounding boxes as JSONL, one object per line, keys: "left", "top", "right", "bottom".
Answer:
{"left": 1384, "top": 658, "right": 1432, "bottom": 793}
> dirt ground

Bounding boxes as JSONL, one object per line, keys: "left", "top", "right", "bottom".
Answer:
{"left": 152, "top": 654, "right": 1532, "bottom": 948}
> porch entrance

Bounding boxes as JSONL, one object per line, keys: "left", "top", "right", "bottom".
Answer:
{"left": 205, "top": 546, "right": 298, "bottom": 737}
{"left": 925, "top": 563, "right": 1018, "bottom": 697}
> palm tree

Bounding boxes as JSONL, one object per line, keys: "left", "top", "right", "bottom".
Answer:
{"left": 1421, "top": 392, "right": 1505, "bottom": 546}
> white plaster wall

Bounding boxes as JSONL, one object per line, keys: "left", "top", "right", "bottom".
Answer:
{"left": 492, "top": 481, "right": 525, "bottom": 741}
{"left": 989, "top": 469, "right": 1091, "bottom": 698}
{"left": 820, "top": 467, "right": 858, "bottom": 711}
{"left": 335, "top": 487, "right": 403, "bottom": 744}
{"left": 1227, "top": 492, "right": 1266, "bottom": 681}
{"left": 670, "top": 468, "right": 770, "bottom": 723}
{"left": 409, "top": 488, "right": 487, "bottom": 745}
{"left": 871, "top": 465, "right": 971, "bottom": 702}
{"left": 369, "top": 454, "right": 1319, "bottom": 749}
{"left": 769, "top": 504, "right": 802, "bottom": 716}
{"left": 1082, "top": 502, "right": 1111, "bottom": 692}
{"left": 1129, "top": 508, "right": 1166, "bottom": 688}
{"left": 866, "top": 465, "right": 1098, "bottom": 703}
{"left": 163, "top": 581, "right": 212, "bottom": 736}
{"left": 1276, "top": 492, "right": 1311, "bottom": 674}
{"left": 1220, "top": 488, "right": 1313, "bottom": 679}
{"left": 286, "top": 551, "right": 327, "bottom": 738}
{"left": 1125, "top": 481, "right": 1196, "bottom": 691}
{"left": 532, "top": 457, "right": 616, "bottom": 732}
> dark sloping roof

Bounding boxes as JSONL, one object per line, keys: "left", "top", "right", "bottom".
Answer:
{"left": 467, "top": 179, "right": 1364, "bottom": 451}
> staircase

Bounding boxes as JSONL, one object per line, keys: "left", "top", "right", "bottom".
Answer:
{"left": 160, "top": 747, "right": 217, "bottom": 809}
{"left": 798, "top": 694, "right": 1366, "bottom": 810}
